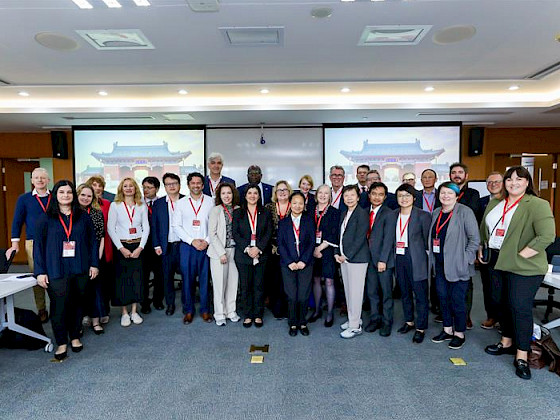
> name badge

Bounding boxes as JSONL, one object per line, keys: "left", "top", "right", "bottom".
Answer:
{"left": 63, "top": 241, "right": 76, "bottom": 258}
{"left": 129, "top": 227, "right": 137, "bottom": 235}
{"left": 315, "top": 231, "right": 322, "bottom": 244}
{"left": 192, "top": 219, "right": 201, "bottom": 231}
{"left": 433, "top": 238, "right": 441, "bottom": 254}
{"left": 396, "top": 241, "right": 406, "bottom": 255}
{"left": 250, "top": 234, "right": 256, "bottom": 247}
{"left": 496, "top": 228, "right": 505, "bottom": 237}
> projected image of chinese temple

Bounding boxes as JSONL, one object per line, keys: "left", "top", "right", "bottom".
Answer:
{"left": 340, "top": 139, "right": 448, "bottom": 189}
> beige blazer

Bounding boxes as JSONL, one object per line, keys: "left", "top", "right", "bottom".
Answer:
{"left": 207, "top": 205, "right": 238, "bottom": 259}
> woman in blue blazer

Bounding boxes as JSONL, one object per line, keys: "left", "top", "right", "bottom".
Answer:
{"left": 387, "top": 183, "right": 432, "bottom": 344}
{"left": 278, "top": 192, "right": 316, "bottom": 336}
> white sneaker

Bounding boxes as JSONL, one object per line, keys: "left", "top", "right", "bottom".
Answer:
{"left": 340, "top": 319, "right": 363, "bottom": 330}
{"left": 120, "top": 314, "right": 131, "bottom": 327}
{"left": 130, "top": 312, "right": 143, "bottom": 325}
{"left": 228, "top": 313, "right": 240, "bottom": 323}
{"left": 340, "top": 327, "right": 363, "bottom": 339}
{"left": 215, "top": 319, "right": 226, "bottom": 326}
{"left": 82, "top": 316, "right": 92, "bottom": 327}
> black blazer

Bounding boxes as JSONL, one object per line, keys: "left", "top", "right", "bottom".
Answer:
{"left": 458, "top": 185, "right": 480, "bottom": 215}
{"left": 232, "top": 206, "right": 273, "bottom": 265}
{"left": 278, "top": 215, "right": 315, "bottom": 267}
{"left": 336, "top": 206, "right": 370, "bottom": 263}
{"left": 384, "top": 192, "right": 398, "bottom": 210}
{"left": 477, "top": 195, "right": 491, "bottom": 224}
{"left": 150, "top": 194, "right": 185, "bottom": 255}
{"left": 368, "top": 206, "right": 395, "bottom": 268}
{"left": 414, "top": 189, "right": 441, "bottom": 213}
{"left": 202, "top": 175, "right": 236, "bottom": 196}
{"left": 238, "top": 183, "right": 273, "bottom": 206}
{"left": 386, "top": 207, "right": 431, "bottom": 281}
{"left": 314, "top": 205, "right": 340, "bottom": 246}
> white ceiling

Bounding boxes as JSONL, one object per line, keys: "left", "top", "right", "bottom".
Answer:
{"left": 1, "top": 0, "right": 560, "bottom": 130}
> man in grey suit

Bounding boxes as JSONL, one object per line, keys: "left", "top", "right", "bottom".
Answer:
{"left": 364, "top": 182, "right": 395, "bottom": 337}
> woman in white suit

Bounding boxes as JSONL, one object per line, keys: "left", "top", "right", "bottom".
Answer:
{"left": 208, "top": 182, "right": 241, "bottom": 326}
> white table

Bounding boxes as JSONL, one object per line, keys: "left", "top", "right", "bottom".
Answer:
{"left": 0, "top": 274, "right": 53, "bottom": 352}
{"left": 541, "top": 268, "right": 560, "bottom": 330}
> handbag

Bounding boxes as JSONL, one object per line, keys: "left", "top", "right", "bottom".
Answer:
{"left": 529, "top": 326, "right": 560, "bottom": 376}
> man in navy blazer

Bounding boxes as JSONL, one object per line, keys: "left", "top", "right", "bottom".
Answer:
{"left": 151, "top": 173, "right": 185, "bottom": 316}
{"left": 355, "top": 164, "right": 371, "bottom": 209}
{"left": 237, "top": 165, "right": 273, "bottom": 206}
{"left": 202, "top": 152, "right": 236, "bottom": 198}
{"left": 366, "top": 169, "right": 398, "bottom": 210}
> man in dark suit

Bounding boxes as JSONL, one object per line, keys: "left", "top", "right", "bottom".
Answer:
{"left": 450, "top": 162, "right": 480, "bottom": 330}
{"left": 329, "top": 165, "right": 347, "bottom": 213}
{"left": 477, "top": 171, "right": 503, "bottom": 223}
{"left": 141, "top": 176, "right": 164, "bottom": 314}
{"left": 414, "top": 169, "right": 441, "bottom": 214}
{"left": 355, "top": 164, "right": 370, "bottom": 209}
{"left": 366, "top": 169, "right": 398, "bottom": 210}
{"left": 202, "top": 152, "right": 236, "bottom": 198}
{"left": 364, "top": 182, "right": 395, "bottom": 337}
{"left": 151, "top": 172, "right": 185, "bottom": 316}
{"left": 237, "top": 165, "right": 273, "bottom": 206}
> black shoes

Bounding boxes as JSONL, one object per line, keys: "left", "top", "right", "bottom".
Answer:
{"left": 254, "top": 318, "right": 263, "bottom": 328}
{"left": 448, "top": 336, "right": 465, "bottom": 350}
{"left": 364, "top": 319, "right": 382, "bottom": 333}
{"left": 92, "top": 324, "right": 105, "bottom": 335}
{"left": 379, "top": 323, "right": 392, "bottom": 337}
{"left": 324, "top": 314, "right": 334, "bottom": 328}
{"left": 431, "top": 330, "right": 454, "bottom": 343}
{"left": 485, "top": 342, "right": 516, "bottom": 356}
{"left": 153, "top": 302, "right": 165, "bottom": 311}
{"left": 289, "top": 326, "right": 298, "bottom": 336}
{"left": 140, "top": 304, "right": 152, "bottom": 315}
{"left": 412, "top": 330, "right": 425, "bottom": 343}
{"left": 434, "top": 314, "right": 443, "bottom": 323}
{"left": 514, "top": 359, "right": 531, "bottom": 380}
{"left": 397, "top": 323, "right": 415, "bottom": 334}
{"left": 243, "top": 319, "right": 253, "bottom": 328}
{"left": 165, "top": 305, "right": 175, "bottom": 316}
{"left": 54, "top": 350, "right": 67, "bottom": 361}
{"left": 71, "top": 343, "right": 83, "bottom": 353}
{"left": 307, "top": 310, "right": 322, "bottom": 323}
{"left": 300, "top": 325, "right": 310, "bottom": 336}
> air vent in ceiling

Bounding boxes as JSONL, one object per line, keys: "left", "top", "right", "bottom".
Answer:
{"left": 186, "top": 0, "right": 219, "bottom": 12}
{"left": 358, "top": 25, "right": 432, "bottom": 46}
{"left": 220, "top": 26, "right": 284, "bottom": 47}
{"left": 76, "top": 29, "right": 154, "bottom": 50}
{"left": 525, "top": 60, "right": 560, "bottom": 80}
{"left": 63, "top": 116, "right": 155, "bottom": 120}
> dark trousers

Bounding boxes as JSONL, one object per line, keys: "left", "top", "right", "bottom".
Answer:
{"left": 86, "top": 273, "right": 107, "bottom": 319}
{"left": 179, "top": 242, "right": 210, "bottom": 314}
{"left": 282, "top": 265, "right": 313, "bottom": 327}
{"left": 46, "top": 273, "right": 89, "bottom": 346}
{"left": 366, "top": 262, "right": 394, "bottom": 327}
{"left": 480, "top": 262, "right": 499, "bottom": 320}
{"left": 465, "top": 278, "right": 474, "bottom": 317}
{"left": 395, "top": 250, "right": 429, "bottom": 330}
{"left": 488, "top": 249, "right": 504, "bottom": 322}
{"left": 99, "top": 258, "right": 113, "bottom": 314}
{"left": 237, "top": 261, "right": 267, "bottom": 319}
{"left": 494, "top": 269, "right": 543, "bottom": 352}
{"left": 435, "top": 262, "right": 469, "bottom": 332}
{"left": 162, "top": 242, "right": 181, "bottom": 307}
{"left": 429, "top": 274, "right": 440, "bottom": 312}
{"left": 266, "top": 253, "right": 287, "bottom": 317}
{"left": 142, "top": 239, "right": 164, "bottom": 306}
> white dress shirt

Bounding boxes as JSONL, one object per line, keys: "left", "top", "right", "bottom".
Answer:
{"left": 396, "top": 213, "right": 410, "bottom": 248}
{"left": 331, "top": 187, "right": 343, "bottom": 209}
{"left": 107, "top": 201, "right": 150, "bottom": 249}
{"left": 486, "top": 199, "right": 519, "bottom": 250}
{"left": 173, "top": 194, "right": 214, "bottom": 245}
{"left": 291, "top": 214, "right": 301, "bottom": 255}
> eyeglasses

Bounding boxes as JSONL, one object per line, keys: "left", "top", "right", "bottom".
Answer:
{"left": 330, "top": 174, "right": 344, "bottom": 178}
{"left": 403, "top": 178, "right": 415, "bottom": 182}
{"left": 276, "top": 188, "right": 289, "bottom": 193}
{"left": 164, "top": 182, "right": 179, "bottom": 187}
{"left": 397, "top": 194, "right": 413, "bottom": 199}
{"left": 487, "top": 181, "right": 502, "bottom": 185}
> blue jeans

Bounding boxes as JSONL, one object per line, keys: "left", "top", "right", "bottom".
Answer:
{"left": 435, "top": 261, "right": 469, "bottom": 332}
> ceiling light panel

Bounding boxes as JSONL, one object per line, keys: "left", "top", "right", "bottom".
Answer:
{"left": 76, "top": 29, "right": 154, "bottom": 50}
{"left": 358, "top": 25, "right": 432, "bottom": 46}
{"left": 72, "top": 0, "right": 93, "bottom": 9}
{"left": 220, "top": 27, "right": 284, "bottom": 47}
{"left": 132, "top": 0, "right": 150, "bottom": 5}
{"left": 101, "top": 0, "right": 122, "bottom": 8}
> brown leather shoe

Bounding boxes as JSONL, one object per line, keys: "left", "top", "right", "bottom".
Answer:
{"left": 202, "top": 313, "right": 213, "bottom": 323}
{"left": 182, "top": 313, "right": 193, "bottom": 324}
{"left": 480, "top": 318, "right": 496, "bottom": 330}
{"left": 38, "top": 309, "right": 49, "bottom": 323}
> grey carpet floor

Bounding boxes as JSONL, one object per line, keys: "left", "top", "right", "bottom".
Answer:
{"left": 1, "top": 267, "right": 559, "bottom": 420}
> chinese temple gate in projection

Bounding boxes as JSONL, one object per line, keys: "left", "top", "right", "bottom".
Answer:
{"left": 84, "top": 141, "right": 192, "bottom": 183}
{"left": 340, "top": 139, "right": 445, "bottom": 184}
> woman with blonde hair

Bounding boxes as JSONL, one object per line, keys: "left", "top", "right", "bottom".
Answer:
{"left": 298, "top": 174, "right": 316, "bottom": 213}
{"left": 107, "top": 177, "right": 150, "bottom": 327}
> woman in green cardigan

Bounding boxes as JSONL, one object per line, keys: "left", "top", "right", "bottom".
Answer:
{"left": 479, "top": 166, "right": 555, "bottom": 380}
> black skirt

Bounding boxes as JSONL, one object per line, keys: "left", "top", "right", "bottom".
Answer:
{"left": 113, "top": 242, "right": 143, "bottom": 306}
{"left": 312, "top": 246, "right": 336, "bottom": 279}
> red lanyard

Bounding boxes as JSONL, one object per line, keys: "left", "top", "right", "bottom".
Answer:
{"left": 501, "top": 195, "right": 523, "bottom": 225}
{"left": 58, "top": 212, "right": 73, "bottom": 241}
{"left": 124, "top": 203, "right": 135, "bottom": 226}
{"left": 423, "top": 192, "right": 435, "bottom": 213}
{"left": 398, "top": 213, "right": 411, "bottom": 241}
{"left": 222, "top": 204, "right": 233, "bottom": 222}
{"left": 35, "top": 194, "right": 51, "bottom": 213}
{"left": 332, "top": 189, "right": 343, "bottom": 206}
{"left": 457, "top": 191, "right": 465, "bottom": 202}
{"left": 435, "top": 210, "right": 453, "bottom": 238}
{"left": 292, "top": 220, "right": 300, "bottom": 241}
{"left": 209, "top": 177, "right": 221, "bottom": 195}
{"left": 189, "top": 196, "right": 204, "bottom": 219}
{"left": 247, "top": 207, "right": 258, "bottom": 234}
{"left": 87, "top": 207, "right": 91, "bottom": 215}
{"left": 169, "top": 197, "right": 175, "bottom": 212}
{"left": 315, "top": 205, "right": 329, "bottom": 231}
{"left": 277, "top": 202, "right": 291, "bottom": 220}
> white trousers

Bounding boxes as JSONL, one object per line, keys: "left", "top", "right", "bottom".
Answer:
{"left": 210, "top": 248, "right": 239, "bottom": 321}
{"left": 341, "top": 262, "right": 368, "bottom": 329}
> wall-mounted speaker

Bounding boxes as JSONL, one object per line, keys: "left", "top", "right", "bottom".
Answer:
{"left": 468, "top": 127, "right": 484, "bottom": 156}
{"left": 51, "top": 131, "right": 68, "bottom": 159}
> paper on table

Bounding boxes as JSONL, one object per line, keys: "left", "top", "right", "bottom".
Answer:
{"left": 0, "top": 274, "right": 35, "bottom": 282}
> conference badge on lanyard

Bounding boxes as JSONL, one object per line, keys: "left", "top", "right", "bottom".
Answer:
{"left": 248, "top": 207, "right": 258, "bottom": 246}
{"left": 59, "top": 213, "right": 75, "bottom": 258}
{"left": 396, "top": 214, "right": 410, "bottom": 255}
{"left": 190, "top": 197, "right": 204, "bottom": 232}
{"left": 124, "top": 203, "right": 136, "bottom": 235}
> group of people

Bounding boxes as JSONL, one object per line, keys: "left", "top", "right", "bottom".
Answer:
{"left": 6, "top": 155, "right": 555, "bottom": 381}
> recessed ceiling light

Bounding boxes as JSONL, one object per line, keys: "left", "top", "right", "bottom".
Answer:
{"left": 132, "top": 0, "right": 151, "bottom": 6}
{"left": 311, "top": 7, "right": 333, "bottom": 19}
{"left": 362, "top": 117, "right": 368, "bottom": 120}
{"left": 424, "top": 86, "right": 435, "bottom": 92}
{"left": 18, "top": 91, "right": 30, "bottom": 97}
{"left": 98, "top": 90, "right": 108, "bottom": 96}
{"left": 341, "top": 87, "right": 351, "bottom": 93}
{"left": 72, "top": 0, "right": 93, "bottom": 9}
{"left": 101, "top": 0, "right": 122, "bottom": 8}
{"left": 178, "top": 89, "right": 188, "bottom": 95}
{"left": 260, "top": 88, "right": 269, "bottom": 94}
{"left": 508, "top": 85, "right": 520, "bottom": 91}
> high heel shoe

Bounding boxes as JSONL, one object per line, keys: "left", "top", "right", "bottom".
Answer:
{"left": 307, "top": 310, "right": 323, "bottom": 323}
{"left": 324, "top": 314, "right": 334, "bottom": 328}
{"left": 71, "top": 343, "right": 84, "bottom": 353}
{"left": 54, "top": 347, "right": 68, "bottom": 361}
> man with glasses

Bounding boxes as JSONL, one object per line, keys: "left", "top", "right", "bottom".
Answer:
{"left": 356, "top": 164, "right": 371, "bottom": 208}
{"left": 151, "top": 173, "right": 185, "bottom": 316}
{"left": 478, "top": 171, "right": 504, "bottom": 330}
{"left": 329, "top": 165, "right": 347, "bottom": 212}
{"left": 402, "top": 172, "right": 418, "bottom": 190}
{"left": 238, "top": 165, "right": 273, "bottom": 206}
{"left": 203, "top": 152, "right": 236, "bottom": 198}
